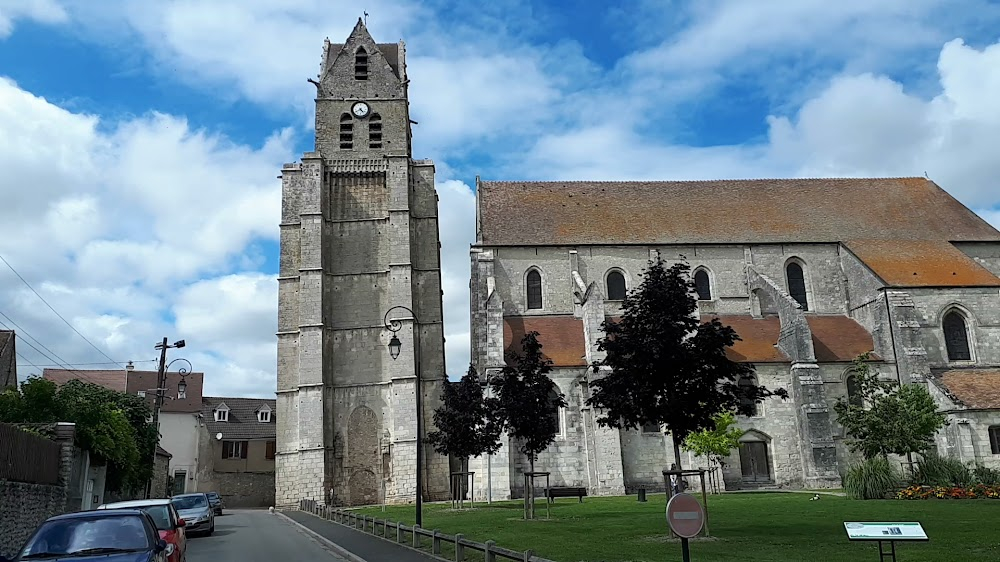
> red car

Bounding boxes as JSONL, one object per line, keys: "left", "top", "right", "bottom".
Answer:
{"left": 98, "top": 499, "right": 187, "bottom": 562}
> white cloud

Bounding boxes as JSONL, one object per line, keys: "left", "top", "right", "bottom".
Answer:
{"left": 0, "top": 77, "right": 290, "bottom": 397}
{"left": 436, "top": 180, "right": 477, "bottom": 374}
{"left": 0, "top": 0, "right": 67, "bottom": 38}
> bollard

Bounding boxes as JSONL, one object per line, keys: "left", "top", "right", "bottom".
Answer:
{"left": 638, "top": 488, "right": 647, "bottom": 502}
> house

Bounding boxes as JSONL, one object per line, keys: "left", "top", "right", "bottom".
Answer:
{"left": 197, "top": 397, "right": 276, "bottom": 508}
{"left": 43, "top": 364, "right": 206, "bottom": 494}
{"left": 0, "top": 330, "right": 15, "bottom": 389}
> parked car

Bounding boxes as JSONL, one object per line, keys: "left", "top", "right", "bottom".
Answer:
{"left": 169, "top": 493, "right": 215, "bottom": 537}
{"left": 205, "top": 492, "right": 224, "bottom": 516}
{"left": 98, "top": 499, "right": 187, "bottom": 562}
{"left": 0, "top": 509, "right": 169, "bottom": 562}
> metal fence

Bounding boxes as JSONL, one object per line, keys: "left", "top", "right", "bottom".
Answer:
{"left": 0, "top": 422, "right": 61, "bottom": 485}
{"left": 299, "top": 499, "right": 556, "bottom": 562}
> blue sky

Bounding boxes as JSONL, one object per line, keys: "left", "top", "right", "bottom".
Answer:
{"left": 2, "top": 0, "right": 1000, "bottom": 397}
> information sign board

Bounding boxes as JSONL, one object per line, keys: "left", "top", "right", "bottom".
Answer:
{"left": 844, "top": 522, "right": 928, "bottom": 541}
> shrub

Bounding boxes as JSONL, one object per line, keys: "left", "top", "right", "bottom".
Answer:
{"left": 973, "top": 465, "right": 1000, "bottom": 486}
{"left": 913, "top": 453, "right": 974, "bottom": 487}
{"left": 897, "top": 484, "right": 1000, "bottom": 500}
{"left": 845, "top": 456, "right": 901, "bottom": 500}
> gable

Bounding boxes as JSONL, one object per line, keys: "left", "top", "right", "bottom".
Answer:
{"left": 320, "top": 20, "right": 404, "bottom": 98}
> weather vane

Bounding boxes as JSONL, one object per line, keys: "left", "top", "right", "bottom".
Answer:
{"left": 364, "top": 11, "right": 369, "bottom": 25}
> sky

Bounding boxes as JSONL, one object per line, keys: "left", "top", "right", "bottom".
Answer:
{"left": 2, "top": 0, "right": 1000, "bottom": 398}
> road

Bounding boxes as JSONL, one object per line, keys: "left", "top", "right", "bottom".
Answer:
{"left": 186, "top": 510, "right": 348, "bottom": 562}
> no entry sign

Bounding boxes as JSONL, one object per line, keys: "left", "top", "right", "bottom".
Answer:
{"left": 666, "top": 493, "right": 705, "bottom": 538}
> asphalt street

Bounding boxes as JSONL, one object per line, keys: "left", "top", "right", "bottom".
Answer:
{"left": 186, "top": 509, "right": 348, "bottom": 562}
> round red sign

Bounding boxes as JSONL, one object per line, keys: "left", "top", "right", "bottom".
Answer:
{"left": 666, "top": 493, "right": 705, "bottom": 538}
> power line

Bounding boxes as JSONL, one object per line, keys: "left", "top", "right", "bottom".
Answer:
{"left": 0, "top": 315, "right": 116, "bottom": 387}
{"left": 16, "top": 359, "right": 157, "bottom": 368}
{"left": 0, "top": 252, "right": 122, "bottom": 367}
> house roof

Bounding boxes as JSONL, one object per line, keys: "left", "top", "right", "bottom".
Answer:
{"left": 477, "top": 177, "right": 1000, "bottom": 246}
{"left": 42, "top": 369, "right": 205, "bottom": 413}
{"left": 502, "top": 313, "right": 876, "bottom": 367}
{"left": 844, "top": 239, "right": 1000, "bottom": 287}
{"left": 156, "top": 445, "right": 172, "bottom": 458}
{"left": 201, "top": 396, "right": 276, "bottom": 440}
{"left": 933, "top": 368, "right": 1000, "bottom": 409}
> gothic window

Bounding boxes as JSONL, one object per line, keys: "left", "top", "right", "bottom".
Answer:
{"left": 739, "top": 376, "right": 758, "bottom": 417}
{"left": 846, "top": 374, "right": 863, "bottom": 408}
{"left": 548, "top": 387, "right": 564, "bottom": 436}
{"left": 606, "top": 270, "right": 626, "bottom": 300}
{"left": 339, "top": 113, "right": 353, "bottom": 149}
{"left": 355, "top": 47, "right": 369, "bottom": 80}
{"left": 943, "top": 310, "right": 972, "bottom": 361}
{"left": 990, "top": 426, "right": 1000, "bottom": 455}
{"left": 526, "top": 269, "right": 543, "bottom": 310}
{"left": 786, "top": 261, "right": 809, "bottom": 310}
{"left": 368, "top": 113, "right": 383, "bottom": 149}
{"left": 694, "top": 268, "right": 712, "bottom": 301}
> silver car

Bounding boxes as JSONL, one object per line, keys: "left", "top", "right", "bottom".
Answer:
{"left": 169, "top": 493, "right": 215, "bottom": 536}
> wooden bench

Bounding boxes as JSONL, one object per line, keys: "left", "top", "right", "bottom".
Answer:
{"left": 545, "top": 486, "right": 587, "bottom": 503}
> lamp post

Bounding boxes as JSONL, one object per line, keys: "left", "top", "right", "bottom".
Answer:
{"left": 146, "top": 337, "right": 188, "bottom": 498}
{"left": 383, "top": 305, "right": 422, "bottom": 527}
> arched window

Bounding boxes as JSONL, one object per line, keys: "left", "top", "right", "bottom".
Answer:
{"left": 606, "top": 270, "right": 626, "bottom": 300}
{"left": 846, "top": 374, "right": 863, "bottom": 408}
{"left": 990, "top": 426, "right": 1000, "bottom": 455}
{"left": 368, "top": 113, "right": 382, "bottom": 149}
{"left": 738, "top": 376, "right": 758, "bottom": 417}
{"left": 786, "top": 261, "right": 808, "bottom": 310}
{"left": 548, "top": 387, "right": 564, "bottom": 436}
{"left": 339, "top": 113, "right": 353, "bottom": 149}
{"left": 943, "top": 310, "right": 971, "bottom": 361}
{"left": 526, "top": 269, "right": 542, "bottom": 310}
{"left": 355, "top": 47, "right": 369, "bottom": 80}
{"left": 694, "top": 269, "right": 712, "bottom": 301}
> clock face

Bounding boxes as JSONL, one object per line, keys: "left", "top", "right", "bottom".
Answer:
{"left": 352, "top": 102, "right": 370, "bottom": 118}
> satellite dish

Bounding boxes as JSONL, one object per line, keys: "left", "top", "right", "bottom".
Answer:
{"left": 215, "top": 432, "right": 223, "bottom": 441}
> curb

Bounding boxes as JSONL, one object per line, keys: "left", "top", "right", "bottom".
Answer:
{"left": 276, "top": 511, "right": 368, "bottom": 562}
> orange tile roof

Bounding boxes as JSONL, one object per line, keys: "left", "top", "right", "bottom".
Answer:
{"left": 477, "top": 178, "right": 1000, "bottom": 246}
{"left": 935, "top": 369, "right": 1000, "bottom": 409}
{"left": 844, "top": 240, "right": 1000, "bottom": 287}
{"left": 504, "top": 316, "right": 587, "bottom": 367}
{"left": 501, "top": 314, "right": 876, "bottom": 366}
{"left": 43, "top": 369, "right": 205, "bottom": 413}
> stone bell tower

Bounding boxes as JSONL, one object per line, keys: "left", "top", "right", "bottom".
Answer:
{"left": 275, "top": 19, "right": 450, "bottom": 507}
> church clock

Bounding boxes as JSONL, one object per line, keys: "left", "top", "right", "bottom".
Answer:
{"left": 351, "top": 101, "right": 370, "bottom": 118}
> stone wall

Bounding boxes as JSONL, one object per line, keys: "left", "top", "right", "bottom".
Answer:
{"left": 0, "top": 481, "right": 67, "bottom": 558}
{"left": 210, "top": 472, "right": 275, "bottom": 508}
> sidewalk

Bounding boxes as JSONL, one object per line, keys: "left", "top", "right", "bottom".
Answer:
{"left": 282, "top": 510, "right": 439, "bottom": 562}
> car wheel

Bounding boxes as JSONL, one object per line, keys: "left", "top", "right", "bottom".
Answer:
{"left": 208, "top": 522, "right": 215, "bottom": 536}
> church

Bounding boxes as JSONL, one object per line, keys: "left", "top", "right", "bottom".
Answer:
{"left": 277, "top": 20, "right": 1000, "bottom": 507}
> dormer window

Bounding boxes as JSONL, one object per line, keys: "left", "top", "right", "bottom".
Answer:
{"left": 257, "top": 405, "right": 272, "bottom": 423}
{"left": 355, "top": 47, "right": 368, "bottom": 80}
{"left": 215, "top": 404, "right": 230, "bottom": 423}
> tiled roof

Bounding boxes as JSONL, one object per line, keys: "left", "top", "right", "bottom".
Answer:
{"left": 845, "top": 240, "right": 1000, "bottom": 287}
{"left": 42, "top": 369, "right": 205, "bottom": 413}
{"left": 202, "top": 396, "right": 276, "bottom": 441}
{"left": 933, "top": 369, "right": 1000, "bottom": 409}
{"left": 477, "top": 178, "right": 1000, "bottom": 246}
{"left": 156, "top": 445, "right": 172, "bottom": 458}
{"left": 504, "top": 316, "right": 587, "bottom": 367}
{"left": 502, "top": 314, "right": 876, "bottom": 366}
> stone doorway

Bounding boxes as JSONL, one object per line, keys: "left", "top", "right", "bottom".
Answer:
{"left": 739, "top": 431, "right": 772, "bottom": 483}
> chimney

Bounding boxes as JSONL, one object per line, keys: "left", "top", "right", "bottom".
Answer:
{"left": 126, "top": 361, "right": 134, "bottom": 372}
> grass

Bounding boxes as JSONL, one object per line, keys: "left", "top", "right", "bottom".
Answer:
{"left": 354, "top": 492, "right": 1000, "bottom": 561}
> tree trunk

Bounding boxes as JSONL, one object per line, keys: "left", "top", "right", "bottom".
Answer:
{"left": 672, "top": 433, "right": 684, "bottom": 471}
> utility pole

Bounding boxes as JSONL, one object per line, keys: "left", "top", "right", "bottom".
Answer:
{"left": 145, "top": 337, "right": 186, "bottom": 498}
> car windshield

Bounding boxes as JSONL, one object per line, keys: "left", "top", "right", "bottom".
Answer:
{"left": 171, "top": 495, "right": 208, "bottom": 510}
{"left": 207, "top": 493, "right": 219, "bottom": 499}
{"left": 21, "top": 515, "right": 151, "bottom": 557}
{"left": 139, "top": 506, "right": 172, "bottom": 530}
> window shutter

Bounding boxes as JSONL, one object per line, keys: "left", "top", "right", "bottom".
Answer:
{"left": 240, "top": 441, "right": 248, "bottom": 459}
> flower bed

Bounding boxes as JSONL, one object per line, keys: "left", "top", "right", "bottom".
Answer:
{"left": 896, "top": 485, "right": 1000, "bottom": 500}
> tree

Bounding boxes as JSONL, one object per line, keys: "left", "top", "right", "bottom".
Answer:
{"left": 834, "top": 353, "right": 947, "bottom": 460}
{"left": 0, "top": 377, "right": 157, "bottom": 493}
{"left": 426, "top": 366, "right": 503, "bottom": 465}
{"left": 682, "top": 411, "right": 745, "bottom": 469}
{"left": 586, "top": 257, "right": 788, "bottom": 470}
{"left": 491, "top": 331, "right": 567, "bottom": 474}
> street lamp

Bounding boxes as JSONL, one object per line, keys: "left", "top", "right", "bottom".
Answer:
{"left": 146, "top": 337, "right": 190, "bottom": 499}
{"left": 167, "top": 358, "right": 193, "bottom": 398}
{"left": 383, "top": 305, "right": 422, "bottom": 527}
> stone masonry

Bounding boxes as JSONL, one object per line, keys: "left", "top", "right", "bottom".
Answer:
{"left": 276, "top": 20, "right": 449, "bottom": 508}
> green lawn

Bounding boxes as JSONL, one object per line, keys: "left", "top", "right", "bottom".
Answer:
{"left": 354, "top": 492, "right": 1000, "bottom": 561}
